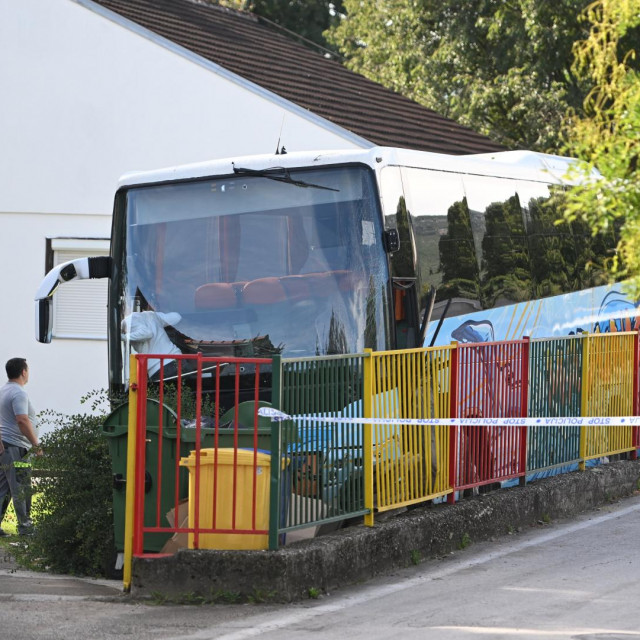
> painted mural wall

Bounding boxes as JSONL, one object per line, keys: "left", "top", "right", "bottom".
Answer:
{"left": 426, "top": 284, "right": 639, "bottom": 346}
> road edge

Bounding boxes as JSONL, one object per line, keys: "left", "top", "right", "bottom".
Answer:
{"left": 131, "top": 459, "right": 640, "bottom": 602}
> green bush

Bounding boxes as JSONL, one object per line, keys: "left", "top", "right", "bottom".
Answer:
{"left": 16, "top": 382, "right": 218, "bottom": 577}
{"left": 19, "top": 408, "right": 114, "bottom": 576}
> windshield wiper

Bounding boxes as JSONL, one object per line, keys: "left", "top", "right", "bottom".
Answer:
{"left": 232, "top": 163, "right": 339, "bottom": 192}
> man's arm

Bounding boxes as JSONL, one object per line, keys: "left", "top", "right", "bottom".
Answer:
{"left": 16, "top": 415, "right": 42, "bottom": 455}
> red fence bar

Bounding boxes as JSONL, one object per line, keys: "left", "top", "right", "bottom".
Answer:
{"left": 173, "top": 358, "right": 183, "bottom": 535}
{"left": 193, "top": 354, "right": 202, "bottom": 550}
{"left": 133, "top": 359, "right": 148, "bottom": 557}
{"left": 633, "top": 331, "right": 640, "bottom": 459}
{"left": 519, "top": 337, "right": 530, "bottom": 485}
{"left": 447, "top": 342, "right": 459, "bottom": 504}
{"left": 155, "top": 367, "right": 164, "bottom": 533}
{"left": 131, "top": 353, "right": 275, "bottom": 556}
{"left": 454, "top": 339, "right": 528, "bottom": 495}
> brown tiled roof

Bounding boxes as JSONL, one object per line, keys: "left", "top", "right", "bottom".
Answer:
{"left": 91, "top": 0, "right": 505, "bottom": 155}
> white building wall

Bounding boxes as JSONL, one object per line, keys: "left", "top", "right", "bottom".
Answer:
{"left": 0, "top": 211, "right": 112, "bottom": 432}
{"left": 0, "top": 0, "right": 368, "bottom": 431}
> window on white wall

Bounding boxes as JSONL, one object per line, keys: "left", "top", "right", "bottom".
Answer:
{"left": 48, "top": 238, "right": 110, "bottom": 340}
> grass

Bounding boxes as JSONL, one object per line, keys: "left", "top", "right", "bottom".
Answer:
{"left": 1, "top": 500, "right": 18, "bottom": 536}
{"left": 247, "top": 588, "right": 277, "bottom": 604}
{"left": 0, "top": 502, "right": 22, "bottom": 559}
{"left": 0, "top": 492, "right": 43, "bottom": 547}
{"left": 459, "top": 532, "right": 472, "bottom": 550}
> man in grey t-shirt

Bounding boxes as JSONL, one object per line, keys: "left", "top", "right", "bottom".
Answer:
{"left": 0, "top": 358, "right": 42, "bottom": 536}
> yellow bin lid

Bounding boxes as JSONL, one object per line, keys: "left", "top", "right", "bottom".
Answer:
{"left": 179, "top": 448, "right": 272, "bottom": 468}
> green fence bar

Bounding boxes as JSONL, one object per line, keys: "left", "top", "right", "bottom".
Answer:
{"left": 278, "top": 354, "right": 368, "bottom": 537}
{"left": 527, "top": 335, "right": 583, "bottom": 473}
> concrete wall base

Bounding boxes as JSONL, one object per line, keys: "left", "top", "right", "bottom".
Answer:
{"left": 131, "top": 460, "right": 640, "bottom": 602}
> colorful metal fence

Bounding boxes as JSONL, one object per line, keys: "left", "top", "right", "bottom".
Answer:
{"left": 123, "top": 329, "right": 640, "bottom": 587}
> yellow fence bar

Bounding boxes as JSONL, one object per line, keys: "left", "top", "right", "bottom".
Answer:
{"left": 581, "top": 332, "right": 635, "bottom": 463}
{"left": 122, "top": 354, "right": 138, "bottom": 592}
{"left": 368, "top": 345, "right": 454, "bottom": 516}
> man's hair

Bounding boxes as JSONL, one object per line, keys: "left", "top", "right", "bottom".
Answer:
{"left": 6, "top": 358, "right": 27, "bottom": 380}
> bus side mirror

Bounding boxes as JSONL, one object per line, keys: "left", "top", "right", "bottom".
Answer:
{"left": 35, "top": 298, "right": 53, "bottom": 344}
{"left": 34, "top": 256, "right": 112, "bottom": 344}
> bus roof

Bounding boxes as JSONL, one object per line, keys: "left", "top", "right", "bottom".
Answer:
{"left": 117, "top": 146, "right": 589, "bottom": 190}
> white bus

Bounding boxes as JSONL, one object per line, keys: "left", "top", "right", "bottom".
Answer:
{"left": 35, "top": 146, "right": 632, "bottom": 407}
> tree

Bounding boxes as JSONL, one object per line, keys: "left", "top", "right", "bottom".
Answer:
{"left": 389, "top": 197, "right": 416, "bottom": 279}
{"left": 563, "top": 0, "right": 640, "bottom": 294}
{"left": 526, "top": 195, "right": 573, "bottom": 297}
{"left": 217, "top": 0, "right": 344, "bottom": 51}
{"left": 326, "top": 0, "right": 594, "bottom": 152}
{"left": 438, "top": 198, "right": 481, "bottom": 302}
{"left": 480, "top": 195, "right": 533, "bottom": 305}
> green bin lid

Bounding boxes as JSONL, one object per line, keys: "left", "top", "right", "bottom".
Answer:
{"left": 219, "top": 400, "right": 273, "bottom": 430}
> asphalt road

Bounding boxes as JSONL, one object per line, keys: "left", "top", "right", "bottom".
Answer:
{"left": 2, "top": 494, "right": 640, "bottom": 640}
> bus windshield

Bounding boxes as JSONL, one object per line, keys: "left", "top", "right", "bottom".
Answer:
{"left": 115, "top": 165, "right": 390, "bottom": 378}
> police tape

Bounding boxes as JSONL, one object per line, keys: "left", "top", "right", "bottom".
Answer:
{"left": 257, "top": 407, "right": 640, "bottom": 428}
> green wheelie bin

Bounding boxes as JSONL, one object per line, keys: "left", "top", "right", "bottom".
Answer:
{"left": 216, "top": 400, "right": 275, "bottom": 450}
{"left": 102, "top": 399, "right": 217, "bottom": 553}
